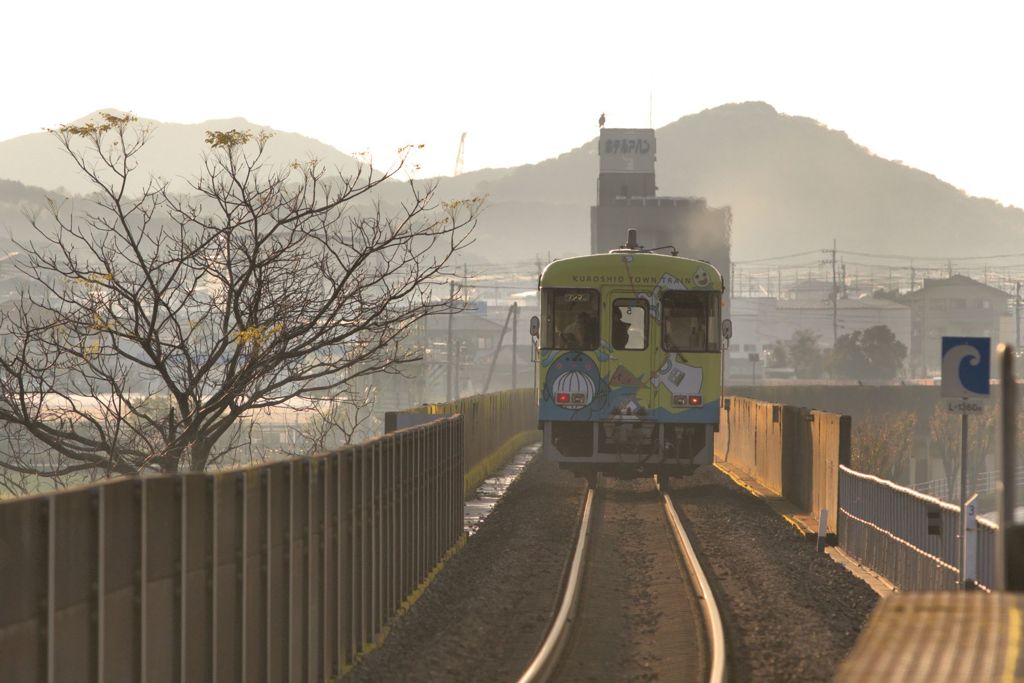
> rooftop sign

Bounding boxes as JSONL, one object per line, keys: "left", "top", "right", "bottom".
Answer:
{"left": 599, "top": 128, "right": 656, "bottom": 174}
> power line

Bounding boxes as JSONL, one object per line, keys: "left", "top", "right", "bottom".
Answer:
{"left": 838, "top": 249, "right": 1024, "bottom": 262}
{"left": 733, "top": 249, "right": 823, "bottom": 265}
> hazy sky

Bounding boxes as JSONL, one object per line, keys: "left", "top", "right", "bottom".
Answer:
{"left": 4, "top": 1, "right": 1024, "bottom": 207}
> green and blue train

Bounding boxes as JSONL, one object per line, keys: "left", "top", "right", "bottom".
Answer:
{"left": 532, "top": 233, "right": 729, "bottom": 479}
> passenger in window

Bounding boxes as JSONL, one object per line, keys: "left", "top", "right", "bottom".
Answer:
{"left": 663, "top": 302, "right": 706, "bottom": 351}
{"left": 612, "top": 307, "right": 630, "bottom": 349}
{"left": 689, "top": 319, "right": 707, "bottom": 349}
{"left": 562, "top": 311, "right": 596, "bottom": 349}
{"left": 664, "top": 315, "right": 686, "bottom": 350}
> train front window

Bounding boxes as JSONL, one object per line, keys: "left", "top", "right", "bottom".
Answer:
{"left": 543, "top": 288, "right": 599, "bottom": 350}
{"left": 612, "top": 299, "right": 648, "bottom": 350}
{"left": 662, "top": 292, "right": 720, "bottom": 352}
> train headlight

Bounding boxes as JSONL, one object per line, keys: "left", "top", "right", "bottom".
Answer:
{"left": 688, "top": 395, "right": 702, "bottom": 406}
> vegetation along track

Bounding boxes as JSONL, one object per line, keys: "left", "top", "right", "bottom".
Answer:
{"left": 518, "top": 476, "right": 725, "bottom": 683}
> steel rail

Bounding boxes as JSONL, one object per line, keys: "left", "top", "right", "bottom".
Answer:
{"left": 660, "top": 479, "right": 727, "bottom": 683}
{"left": 516, "top": 484, "right": 596, "bottom": 683}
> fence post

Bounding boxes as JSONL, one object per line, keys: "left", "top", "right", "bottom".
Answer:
{"left": 999, "top": 343, "right": 1024, "bottom": 591}
{"left": 964, "top": 494, "right": 978, "bottom": 589}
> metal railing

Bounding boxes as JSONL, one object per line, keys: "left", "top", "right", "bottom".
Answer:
{"left": 839, "top": 465, "right": 997, "bottom": 591}
{"left": 912, "top": 465, "right": 1024, "bottom": 503}
{"left": 0, "top": 415, "right": 465, "bottom": 683}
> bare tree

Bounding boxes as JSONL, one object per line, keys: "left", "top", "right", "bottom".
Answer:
{"left": 0, "top": 113, "right": 478, "bottom": 483}
{"left": 850, "top": 411, "right": 916, "bottom": 480}
{"left": 928, "top": 403, "right": 997, "bottom": 500}
{"left": 929, "top": 401, "right": 1004, "bottom": 501}
{"left": 281, "top": 386, "right": 380, "bottom": 457}
{"left": 928, "top": 404, "right": 961, "bottom": 500}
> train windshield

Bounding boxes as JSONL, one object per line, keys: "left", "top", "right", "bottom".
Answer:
{"left": 662, "top": 292, "right": 721, "bottom": 352}
{"left": 543, "top": 288, "right": 599, "bottom": 350}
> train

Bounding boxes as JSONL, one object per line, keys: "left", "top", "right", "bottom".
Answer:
{"left": 530, "top": 230, "right": 730, "bottom": 480}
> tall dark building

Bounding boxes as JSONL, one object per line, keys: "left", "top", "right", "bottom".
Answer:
{"left": 590, "top": 128, "right": 731, "bottom": 292}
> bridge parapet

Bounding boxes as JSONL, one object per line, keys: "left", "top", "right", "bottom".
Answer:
{"left": 716, "top": 396, "right": 850, "bottom": 534}
{"left": 388, "top": 387, "right": 539, "bottom": 495}
{"left": 0, "top": 415, "right": 466, "bottom": 682}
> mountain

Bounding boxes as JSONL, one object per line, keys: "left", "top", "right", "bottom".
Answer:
{"left": 434, "top": 102, "right": 1024, "bottom": 261}
{"left": 0, "top": 110, "right": 362, "bottom": 196}
{"left": 2, "top": 103, "right": 1022, "bottom": 263}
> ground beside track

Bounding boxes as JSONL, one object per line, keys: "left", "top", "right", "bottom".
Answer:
{"left": 344, "top": 454, "right": 878, "bottom": 683}
{"left": 342, "top": 451, "right": 584, "bottom": 683}
{"left": 670, "top": 466, "right": 879, "bottom": 683}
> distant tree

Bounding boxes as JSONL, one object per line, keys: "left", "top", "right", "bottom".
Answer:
{"left": 765, "top": 339, "right": 789, "bottom": 368}
{"left": 0, "top": 113, "right": 479, "bottom": 490}
{"left": 830, "top": 325, "right": 907, "bottom": 381}
{"left": 830, "top": 332, "right": 869, "bottom": 379}
{"left": 872, "top": 288, "right": 905, "bottom": 303}
{"left": 851, "top": 411, "right": 917, "bottom": 480}
{"left": 787, "top": 329, "right": 825, "bottom": 379}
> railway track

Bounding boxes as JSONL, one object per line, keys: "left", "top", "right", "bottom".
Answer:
{"left": 517, "top": 476, "right": 725, "bottom": 683}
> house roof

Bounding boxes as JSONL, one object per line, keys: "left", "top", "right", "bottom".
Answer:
{"left": 787, "top": 278, "right": 833, "bottom": 292}
{"left": 903, "top": 274, "right": 1011, "bottom": 300}
{"left": 425, "top": 311, "right": 505, "bottom": 334}
{"left": 776, "top": 297, "right": 909, "bottom": 311}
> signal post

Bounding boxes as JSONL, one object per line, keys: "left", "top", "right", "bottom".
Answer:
{"left": 940, "top": 336, "right": 991, "bottom": 589}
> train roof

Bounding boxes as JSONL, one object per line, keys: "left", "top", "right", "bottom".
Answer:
{"left": 540, "top": 252, "right": 724, "bottom": 291}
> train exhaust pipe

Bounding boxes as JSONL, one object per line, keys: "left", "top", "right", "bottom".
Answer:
{"left": 625, "top": 229, "right": 639, "bottom": 250}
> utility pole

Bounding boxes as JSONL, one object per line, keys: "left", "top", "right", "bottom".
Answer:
{"left": 1017, "top": 282, "right": 1021, "bottom": 349}
{"left": 960, "top": 410, "right": 969, "bottom": 588}
{"left": 824, "top": 239, "right": 838, "bottom": 345}
{"left": 454, "top": 337, "right": 461, "bottom": 400}
{"left": 512, "top": 302, "right": 519, "bottom": 389}
{"left": 446, "top": 280, "right": 454, "bottom": 401}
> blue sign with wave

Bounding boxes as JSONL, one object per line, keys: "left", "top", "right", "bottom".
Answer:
{"left": 941, "top": 336, "right": 990, "bottom": 398}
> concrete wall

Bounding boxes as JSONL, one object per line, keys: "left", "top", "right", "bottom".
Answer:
{"left": 729, "top": 384, "right": 937, "bottom": 420}
{"left": 729, "top": 384, "right": 942, "bottom": 485}
{"left": 716, "top": 396, "right": 851, "bottom": 533}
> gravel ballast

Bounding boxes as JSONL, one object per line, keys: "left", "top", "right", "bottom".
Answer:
{"left": 344, "top": 453, "right": 878, "bottom": 683}
{"left": 342, "top": 451, "right": 585, "bottom": 683}
{"left": 670, "top": 466, "right": 879, "bottom": 683}
{"left": 551, "top": 479, "right": 706, "bottom": 683}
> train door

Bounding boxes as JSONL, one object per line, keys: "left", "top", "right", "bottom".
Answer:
{"left": 601, "top": 293, "right": 656, "bottom": 456}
